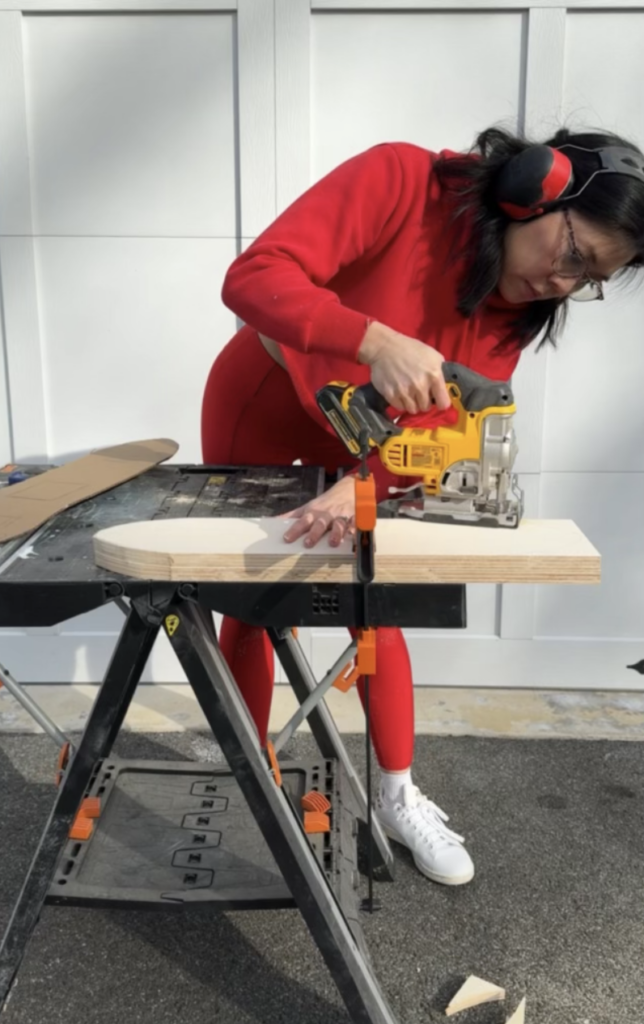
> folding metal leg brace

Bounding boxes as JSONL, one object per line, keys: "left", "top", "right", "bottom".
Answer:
{"left": 0, "top": 596, "right": 399, "bottom": 1024}
{"left": 0, "top": 660, "right": 68, "bottom": 748}
{"left": 0, "top": 597, "right": 130, "bottom": 756}
{"left": 271, "top": 638, "right": 359, "bottom": 754}
{"left": 269, "top": 627, "right": 394, "bottom": 881}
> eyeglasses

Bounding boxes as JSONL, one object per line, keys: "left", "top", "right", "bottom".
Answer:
{"left": 551, "top": 209, "right": 604, "bottom": 302}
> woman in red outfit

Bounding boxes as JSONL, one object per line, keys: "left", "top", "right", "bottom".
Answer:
{"left": 202, "top": 126, "right": 644, "bottom": 886}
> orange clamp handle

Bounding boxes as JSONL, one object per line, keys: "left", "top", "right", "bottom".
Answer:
{"left": 356, "top": 628, "right": 377, "bottom": 676}
{"left": 354, "top": 473, "right": 376, "bottom": 532}
{"left": 332, "top": 628, "right": 377, "bottom": 692}
{"left": 333, "top": 662, "right": 360, "bottom": 693}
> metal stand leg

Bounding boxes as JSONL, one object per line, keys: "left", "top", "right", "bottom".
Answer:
{"left": 0, "top": 660, "right": 68, "bottom": 748}
{"left": 170, "top": 603, "right": 399, "bottom": 1024}
{"left": 268, "top": 628, "right": 394, "bottom": 881}
{"left": 0, "top": 606, "right": 160, "bottom": 1007}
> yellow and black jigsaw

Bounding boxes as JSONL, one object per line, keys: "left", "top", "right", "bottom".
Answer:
{"left": 316, "top": 362, "right": 524, "bottom": 528}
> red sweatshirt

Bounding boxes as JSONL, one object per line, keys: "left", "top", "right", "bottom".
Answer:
{"left": 221, "top": 142, "right": 529, "bottom": 494}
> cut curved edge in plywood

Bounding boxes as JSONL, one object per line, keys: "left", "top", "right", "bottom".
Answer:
{"left": 92, "top": 516, "right": 600, "bottom": 585}
{"left": 445, "top": 974, "right": 506, "bottom": 1016}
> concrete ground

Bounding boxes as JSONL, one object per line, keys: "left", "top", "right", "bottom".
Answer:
{"left": 1, "top": 729, "right": 643, "bottom": 1024}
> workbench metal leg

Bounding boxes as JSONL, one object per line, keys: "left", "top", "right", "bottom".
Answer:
{"left": 170, "top": 603, "right": 399, "bottom": 1024}
{"left": 269, "top": 628, "right": 394, "bottom": 882}
{"left": 0, "top": 606, "right": 160, "bottom": 1008}
{"left": 0, "top": 659, "right": 69, "bottom": 748}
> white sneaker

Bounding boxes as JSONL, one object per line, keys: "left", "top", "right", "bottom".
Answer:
{"left": 376, "top": 782, "right": 474, "bottom": 886}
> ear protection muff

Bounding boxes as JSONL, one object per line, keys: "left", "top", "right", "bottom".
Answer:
{"left": 495, "top": 145, "right": 574, "bottom": 220}
{"left": 495, "top": 143, "right": 644, "bottom": 221}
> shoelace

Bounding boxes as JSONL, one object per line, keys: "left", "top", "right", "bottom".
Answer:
{"left": 398, "top": 784, "right": 465, "bottom": 849}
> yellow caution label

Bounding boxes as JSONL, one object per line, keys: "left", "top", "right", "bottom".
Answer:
{"left": 208, "top": 475, "right": 227, "bottom": 485}
{"left": 165, "top": 614, "right": 180, "bottom": 637}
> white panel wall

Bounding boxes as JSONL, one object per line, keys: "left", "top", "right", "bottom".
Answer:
{"left": 0, "top": 0, "right": 643, "bottom": 690}
{"left": 0, "top": 1, "right": 283, "bottom": 682}
{"left": 311, "top": 10, "right": 525, "bottom": 179}
{"left": 34, "top": 237, "right": 237, "bottom": 457}
{"left": 22, "top": 11, "right": 238, "bottom": 461}
{"left": 534, "top": 10, "right": 644, "bottom": 660}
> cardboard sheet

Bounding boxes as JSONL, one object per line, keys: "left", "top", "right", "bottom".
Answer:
{"left": 0, "top": 438, "right": 178, "bottom": 543}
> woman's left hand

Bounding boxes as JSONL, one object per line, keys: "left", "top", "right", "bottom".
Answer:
{"left": 281, "top": 474, "right": 356, "bottom": 549}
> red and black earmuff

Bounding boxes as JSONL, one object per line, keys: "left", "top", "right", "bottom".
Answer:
{"left": 495, "top": 144, "right": 644, "bottom": 220}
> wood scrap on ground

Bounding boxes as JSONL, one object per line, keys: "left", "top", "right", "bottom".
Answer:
{"left": 505, "top": 997, "right": 526, "bottom": 1023}
{"left": 444, "top": 974, "right": 506, "bottom": 1016}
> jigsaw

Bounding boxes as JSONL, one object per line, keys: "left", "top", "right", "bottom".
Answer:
{"left": 316, "top": 361, "right": 524, "bottom": 528}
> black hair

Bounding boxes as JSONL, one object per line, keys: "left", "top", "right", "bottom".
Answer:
{"left": 433, "top": 125, "right": 644, "bottom": 350}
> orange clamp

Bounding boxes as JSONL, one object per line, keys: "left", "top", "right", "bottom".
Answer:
{"left": 333, "top": 660, "right": 360, "bottom": 693}
{"left": 332, "top": 628, "right": 377, "bottom": 692}
{"left": 354, "top": 473, "right": 376, "bottom": 532}
{"left": 356, "top": 628, "right": 377, "bottom": 675}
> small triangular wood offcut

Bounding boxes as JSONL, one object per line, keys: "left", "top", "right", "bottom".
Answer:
{"left": 445, "top": 975, "right": 506, "bottom": 1016}
{"left": 506, "top": 996, "right": 526, "bottom": 1024}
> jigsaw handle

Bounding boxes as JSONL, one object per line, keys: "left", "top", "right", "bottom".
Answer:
{"left": 441, "top": 362, "right": 514, "bottom": 412}
{"left": 353, "top": 364, "right": 513, "bottom": 420}
{"left": 344, "top": 363, "right": 514, "bottom": 449}
{"left": 348, "top": 384, "right": 400, "bottom": 446}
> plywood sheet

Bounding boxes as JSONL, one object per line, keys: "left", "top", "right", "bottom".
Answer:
{"left": 93, "top": 516, "right": 600, "bottom": 585}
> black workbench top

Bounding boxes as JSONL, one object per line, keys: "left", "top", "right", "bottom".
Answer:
{"left": 0, "top": 464, "right": 465, "bottom": 629}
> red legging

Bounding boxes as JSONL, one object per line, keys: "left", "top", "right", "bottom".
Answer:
{"left": 201, "top": 330, "right": 414, "bottom": 770}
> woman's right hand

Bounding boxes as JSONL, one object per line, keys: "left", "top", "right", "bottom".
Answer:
{"left": 358, "top": 321, "right": 452, "bottom": 415}
{"left": 281, "top": 474, "right": 356, "bottom": 548}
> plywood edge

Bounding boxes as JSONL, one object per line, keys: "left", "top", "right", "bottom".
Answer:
{"left": 92, "top": 516, "right": 600, "bottom": 586}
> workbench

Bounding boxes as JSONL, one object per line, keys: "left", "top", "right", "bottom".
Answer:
{"left": 0, "top": 463, "right": 466, "bottom": 1024}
